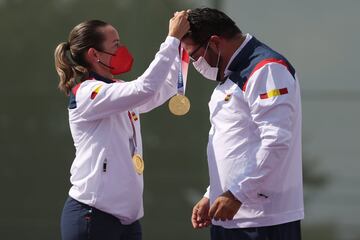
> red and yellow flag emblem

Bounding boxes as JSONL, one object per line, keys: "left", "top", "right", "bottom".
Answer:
{"left": 90, "top": 85, "right": 102, "bottom": 100}
{"left": 260, "top": 88, "right": 288, "bottom": 99}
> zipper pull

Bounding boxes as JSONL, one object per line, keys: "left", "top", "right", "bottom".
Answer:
{"left": 257, "top": 193, "right": 269, "bottom": 199}
{"left": 103, "top": 158, "right": 107, "bottom": 172}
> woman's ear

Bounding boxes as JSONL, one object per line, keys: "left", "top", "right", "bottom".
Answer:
{"left": 85, "top": 48, "right": 99, "bottom": 65}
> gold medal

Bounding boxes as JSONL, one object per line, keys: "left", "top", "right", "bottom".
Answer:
{"left": 169, "top": 95, "right": 191, "bottom": 116}
{"left": 132, "top": 154, "right": 144, "bottom": 175}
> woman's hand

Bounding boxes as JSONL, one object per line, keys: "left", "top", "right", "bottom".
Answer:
{"left": 168, "top": 10, "right": 190, "bottom": 40}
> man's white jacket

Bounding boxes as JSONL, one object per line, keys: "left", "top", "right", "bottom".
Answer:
{"left": 205, "top": 34, "right": 304, "bottom": 228}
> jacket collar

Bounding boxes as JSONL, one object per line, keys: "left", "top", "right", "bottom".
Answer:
{"left": 227, "top": 37, "right": 259, "bottom": 72}
{"left": 88, "top": 71, "right": 115, "bottom": 84}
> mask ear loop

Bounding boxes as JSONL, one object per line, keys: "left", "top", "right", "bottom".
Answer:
{"left": 204, "top": 40, "right": 221, "bottom": 67}
{"left": 203, "top": 41, "right": 210, "bottom": 58}
{"left": 97, "top": 59, "right": 114, "bottom": 69}
{"left": 216, "top": 50, "right": 221, "bottom": 67}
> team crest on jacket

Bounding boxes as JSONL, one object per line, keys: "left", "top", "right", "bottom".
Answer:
{"left": 130, "top": 112, "right": 138, "bottom": 121}
{"left": 224, "top": 93, "right": 232, "bottom": 101}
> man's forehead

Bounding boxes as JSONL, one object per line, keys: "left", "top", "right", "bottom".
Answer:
{"left": 181, "top": 37, "right": 196, "bottom": 46}
{"left": 181, "top": 38, "right": 197, "bottom": 52}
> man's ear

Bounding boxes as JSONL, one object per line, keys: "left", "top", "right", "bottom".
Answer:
{"left": 209, "top": 35, "right": 221, "bottom": 51}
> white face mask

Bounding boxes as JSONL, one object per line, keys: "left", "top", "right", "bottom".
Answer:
{"left": 192, "top": 42, "right": 221, "bottom": 81}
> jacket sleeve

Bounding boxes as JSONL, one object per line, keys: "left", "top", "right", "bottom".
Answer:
{"left": 136, "top": 53, "right": 180, "bottom": 114}
{"left": 228, "top": 62, "right": 298, "bottom": 205}
{"left": 70, "top": 36, "right": 180, "bottom": 122}
{"left": 204, "top": 185, "right": 210, "bottom": 199}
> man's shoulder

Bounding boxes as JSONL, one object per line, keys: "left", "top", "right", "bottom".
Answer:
{"left": 229, "top": 39, "right": 295, "bottom": 91}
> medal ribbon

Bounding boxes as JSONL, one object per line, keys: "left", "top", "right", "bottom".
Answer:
{"left": 127, "top": 111, "right": 138, "bottom": 153}
{"left": 177, "top": 47, "right": 190, "bottom": 95}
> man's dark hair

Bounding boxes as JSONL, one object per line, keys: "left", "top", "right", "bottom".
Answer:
{"left": 185, "top": 8, "right": 241, "bottom": 45}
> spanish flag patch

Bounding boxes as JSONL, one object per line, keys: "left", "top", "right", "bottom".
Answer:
{"left": 260, "top": 88, "right": 288, "bottom": 99}
{"left": 90, "top": 85, "right": 102, "bottom": 100}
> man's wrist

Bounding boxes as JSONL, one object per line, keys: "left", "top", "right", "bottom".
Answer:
{"left": 226, "top": 190, "right": 241, "bottom": 203}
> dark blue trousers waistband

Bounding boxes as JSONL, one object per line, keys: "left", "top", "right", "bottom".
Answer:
{"left": 60, "top": 197, "right": 142, "bottom": 240}
{"left": 211, "top": 220, "right": 301, "bottom": 240}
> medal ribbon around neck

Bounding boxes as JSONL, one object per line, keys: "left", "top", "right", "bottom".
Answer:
{"left": 169, "top": 47, "right": 191, "bottom": 116}
{"left": 127, "top": 111, "right": 138, "bottom": 150}
{"left": 127, "top": 111, "right": 144, "bottom": 174}
{"left": 177, "top": 47, "right": 189, "bottom": 95}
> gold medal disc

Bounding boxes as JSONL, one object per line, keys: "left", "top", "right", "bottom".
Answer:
{"left": 132, "top": 154, "right": 144, "bottom": 174}
{"left": 168, "top": 95, "right": 191, "bottom": 116}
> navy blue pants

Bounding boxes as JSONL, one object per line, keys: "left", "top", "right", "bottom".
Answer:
{"left": 61, "top": 197, "right": 142, "bottom": 240}
{"left": 211, "top": 220, "right": 301, "bottom": 240}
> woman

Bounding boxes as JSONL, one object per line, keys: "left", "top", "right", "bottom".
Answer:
{"left": 54, "top": 11, "right": 189, "bottom": 240}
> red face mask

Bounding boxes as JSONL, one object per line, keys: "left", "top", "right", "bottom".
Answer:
{"left": 98, "top": 46, "right": 134, "bottom": 75}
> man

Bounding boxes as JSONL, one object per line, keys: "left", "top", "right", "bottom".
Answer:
{"left": 181, "top": 8, "right": 304, "bottom": 240}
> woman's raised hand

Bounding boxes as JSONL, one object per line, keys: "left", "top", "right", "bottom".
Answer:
{"left": 168, "top": 10, "right": 190, "bottom": 40}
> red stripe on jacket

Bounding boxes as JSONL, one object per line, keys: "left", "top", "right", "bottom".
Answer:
{"left": 242, "top": 58, "right": 289, "bottom": 91}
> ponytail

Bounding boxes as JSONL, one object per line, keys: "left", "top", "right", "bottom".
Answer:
{"left": 54, "top": 42, "right": 88, "bottom": 94}
{"left": 54, "top": 20, "right": 109, "bottom": 94}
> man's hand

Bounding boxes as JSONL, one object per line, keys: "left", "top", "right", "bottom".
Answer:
{"left": 191, "top": 197, "right": 211, "bottom": 229}
{"left": 208, "top": 191, "right": 242, "bottom": 221}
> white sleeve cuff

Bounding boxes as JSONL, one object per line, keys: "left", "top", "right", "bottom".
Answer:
{"left": 203, "top": 186, "right": 210, "bottom": 199}
{"left": 165, "top": 35, "right": 180, "bottom": 46}
{"left": 228, "top": 185, "right": 249, "bottom": 204}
